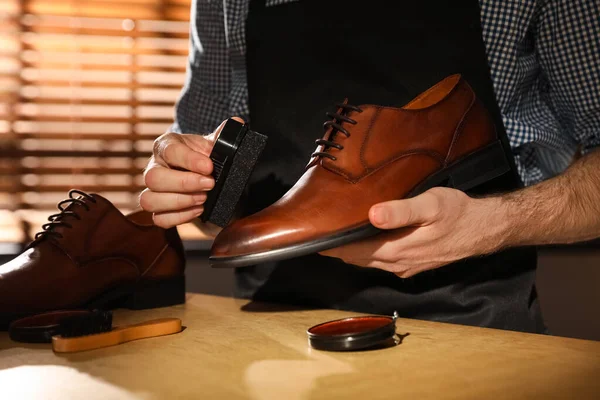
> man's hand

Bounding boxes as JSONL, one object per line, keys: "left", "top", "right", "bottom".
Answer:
{"left": 321, "top": 149, "right": 600, "bottom": 278}
{"left": 140, "top": 117, "right": 244, "bottom": 228}
{"left": 320, "top": 187, "right": 507, "bottom": 278}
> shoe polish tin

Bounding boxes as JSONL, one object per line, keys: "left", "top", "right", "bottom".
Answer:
{"left": 307, "top": 312, "right": 399, "bottom": 352}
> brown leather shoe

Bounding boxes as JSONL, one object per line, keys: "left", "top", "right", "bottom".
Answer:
{"left": 0, "top": 190, "right": 186, "bottom": 328}
{"left": 210, "top": 74, "right": 511, "bottom": 268}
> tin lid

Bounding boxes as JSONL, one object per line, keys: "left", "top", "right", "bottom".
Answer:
{"left": 307, "top": 312, "right": 398, "bottom": 352}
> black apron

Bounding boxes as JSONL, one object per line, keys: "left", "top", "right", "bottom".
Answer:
{"left": 236, "top": 0, "right": 546, "bottom": 333}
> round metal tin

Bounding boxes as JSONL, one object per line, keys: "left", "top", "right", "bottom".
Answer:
{"left": 307, "top": 312, "right": 398, "bottom": 351}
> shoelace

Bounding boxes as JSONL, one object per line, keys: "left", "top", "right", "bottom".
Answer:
{"left": 311, "top": 103, "right": 363, "bottom": 161}
{"left": 34, "top": 189, "right": 97, "bottom": 240}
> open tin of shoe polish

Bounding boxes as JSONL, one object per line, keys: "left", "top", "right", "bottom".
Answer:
{"left": 307, "top": 312, "right": 399, "bottom": 352}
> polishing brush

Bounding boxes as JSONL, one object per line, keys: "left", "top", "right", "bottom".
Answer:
{"left": 201, "top": 118, "right": 268, "bottom": 227}
{"left": 9, "top": 310, "right": 182, "bottom": 352}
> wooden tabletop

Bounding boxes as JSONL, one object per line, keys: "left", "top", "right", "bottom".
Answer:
{"left": 1, "top": 294, "right": 599, "bottom": 400}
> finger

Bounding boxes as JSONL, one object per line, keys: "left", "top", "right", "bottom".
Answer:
{"left": 204, "top": 116, "right": 246, "bottom": 143}
{"left": 395, "top": 270, "right": 412, "bottom": 279}
{"left": 368, "top": 261, "right": 412, "bottom": 276}
{"left": 320, "top": 236, "right": 395, "bottom": 263}
{"left": 395, "top": 263, "right": 438, "bottom": 279}
{"left": 369, "top": 191, "right": 442, "bottom": 229}
{"left": 346, "top": 257, "right": 421, "bottom": 278}
{"left": 348, "top": 258, "right": 397, "bottom": 272}
{"left": 139, "top": 189, "right": 207, "bottom": 213}
{"left": 158, "top": 141, "right": 213, "bottom": 175}
{"left": 152, "top": 205, "right": 205, "bottom": 228}
{"left": 321, "top": 248, "right": 409, "bottom": 275}
{"left": 320, "top": 227, "right": 420, "bottom": 264}
{"left": 144, "top": 164, "right": 214, "bottom": 193}
{"left": 178, "top": 133, "right": 215, "bottom": 157}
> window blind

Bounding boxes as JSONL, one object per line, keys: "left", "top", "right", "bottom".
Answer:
{"left": 0, "top": 0, "right": 205, "bottom": 244}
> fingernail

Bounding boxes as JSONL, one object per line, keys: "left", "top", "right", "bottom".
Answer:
{"left": 372, "top": 207, "right": 388, "bottom": 225}
{"left": 193, "top": 194, "right": 206, "bottom": 204}
{"left": 201, "top": 177, "right": 215, "bottom": 189}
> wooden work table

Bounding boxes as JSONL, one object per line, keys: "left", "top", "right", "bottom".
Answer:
{"left": 1, "top": 294, "right": 599, "bottom": 399}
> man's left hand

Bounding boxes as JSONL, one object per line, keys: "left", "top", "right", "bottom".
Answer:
{"left": 320, "top": 187, "right": 507, "bottom": 278}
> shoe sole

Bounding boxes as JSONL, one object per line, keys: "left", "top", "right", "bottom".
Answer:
{"left": 86, "top": 275, "right": 186, "bottom": 310}
{"left": 0, "top": 275, "right": 186, "bottom": 330}
{"left": 209, "top": 140, "right": 511, "bottom": 268}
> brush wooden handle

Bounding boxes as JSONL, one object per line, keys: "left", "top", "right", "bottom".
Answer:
{"left": 52, "top": 318, "right": 182, "bottom": 353}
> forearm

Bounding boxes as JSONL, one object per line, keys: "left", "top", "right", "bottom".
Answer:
{"left": 490, "top": 149, "right": 600, "bottom": 248}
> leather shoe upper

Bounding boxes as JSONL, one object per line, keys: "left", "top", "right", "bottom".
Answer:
{"left": 0, "top": 191, "right": 185, "bottom": 322}
{"left": 211, "top": 75, "right": 497, "bottom": 259}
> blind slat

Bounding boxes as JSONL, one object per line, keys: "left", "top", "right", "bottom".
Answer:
{"left": 22, "top": 44, "right": 188, "bottom": 56}
{"left": 0, "top": 167, "right": 144, "bottom": 175}
{"left": 24, "top": 0, "right": 189, "bottom": 5}
{"left": 17, "top": 115, "right": 173, "bottom": 123}
{"left": 24, "top": 26, "right": 189, "bottom": 39}
{"left": 19, "top": 80, "right": 183, "bottom": 89}
{"left": 0, "top": 184, "right": 146, "bottom": 193}
{"left": 23, "top": 4, "right": 190, "bottom": 21}
{"left": 23, "top": 61, "right": 186, "bottom": 73}
{"left": 21, "top": 98, "right": 176, "bottom": 106}
{"left": 14, "top": 133, "right": 161, "bottom": 140}
{"left": 1, "top": 150, "right": 151, "bottom": 158}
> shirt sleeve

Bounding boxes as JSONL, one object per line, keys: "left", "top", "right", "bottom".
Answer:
{"left": 535, "top": 0, "right": 600, "bottom": 154}
{"left": 170, "top": 0, "right": 231, "bottom": 134}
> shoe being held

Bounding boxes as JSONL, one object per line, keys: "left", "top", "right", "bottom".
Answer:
{"left": 210, "top": 74, "right": 510, "bottom": 268}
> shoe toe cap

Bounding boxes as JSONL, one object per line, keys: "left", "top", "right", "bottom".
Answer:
{"left": 210, "top": 214, "right": 311, "bottom": 259}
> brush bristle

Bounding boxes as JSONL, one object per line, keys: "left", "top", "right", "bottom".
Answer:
{"left": 205, "top": 129, "right": 268, "bottom": 227}
{"left": 59, "top": 310, "right": 113, "bottom": 338}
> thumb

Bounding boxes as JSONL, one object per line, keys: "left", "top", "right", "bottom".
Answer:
{"left": 369, "top": 192, "right": 441, "bottom": 229}
{"left": 182, "top": 116, "right": 246, "bottom": 156}
{"left": 206, "top": 116, "right": 246, "bottom": 142}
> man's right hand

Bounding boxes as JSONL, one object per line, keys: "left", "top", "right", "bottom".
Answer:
{"left": 140, "top": 117, "right": 243, "bottom": 228}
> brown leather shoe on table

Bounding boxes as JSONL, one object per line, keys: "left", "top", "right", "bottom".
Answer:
{"left": 0, "top": 190, "right": 186, "bottom": 329}
{"left": 210, "top": 74, "right": 511, "bottom": 268}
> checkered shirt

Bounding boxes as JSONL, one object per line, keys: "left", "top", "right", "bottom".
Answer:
{"left": 172, "top": 0, "right": 600, "bottom": 186}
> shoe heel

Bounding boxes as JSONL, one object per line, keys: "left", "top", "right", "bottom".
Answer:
{"left": 447, "top": 140, "right": 511, "bottom": 191}
{"left": 125, "top": 276, "right": 186, "bottom": 310}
